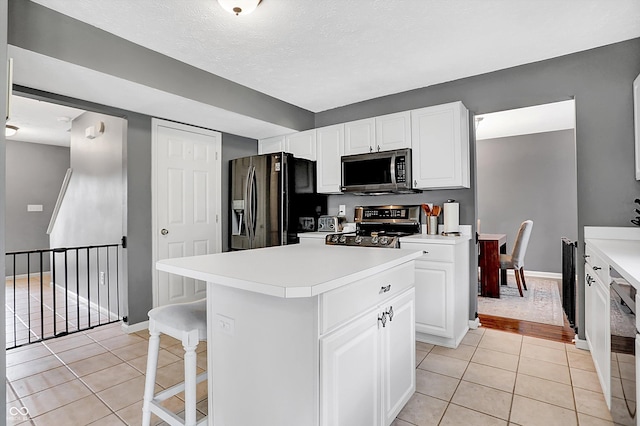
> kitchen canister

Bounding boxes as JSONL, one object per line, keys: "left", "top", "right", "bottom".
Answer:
{"left": 443, "top": 200, "right": 460, "bottom": 236}
{"left": 428, "top": 216, "right": 438, "bottom": 235}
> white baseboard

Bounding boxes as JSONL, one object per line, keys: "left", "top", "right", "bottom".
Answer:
{"left": 468, "top": 318, "right": 481, "bottom": 329}
{"left": 52, "top": 282, "right": 120, "bottom": 322}
{"left": 574, "top": 334, "right": 589, "bottom": 351}
{"left": 6, "top": 271, "right": 51, "bottom": 280}
{"left": 122, "top": 320, "right": 148, "bottom": 334}
{"left": 525, "top": 270, "right": 562, "bottom": 280}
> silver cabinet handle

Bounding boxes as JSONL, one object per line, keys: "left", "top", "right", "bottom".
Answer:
{"left": 378, "top": 312, "right": 387, "bottom": 328}
{"left": 160, "top": 229, "right": 169, "bottom": 235}
{"left": 387, "top": 306, "right": 394, "bottom": 322}
{"left": 593, "top": 266, "right": 602, "bottom": 271}
{"left": 380, "top": 284, "right": 391, "bottom": 293}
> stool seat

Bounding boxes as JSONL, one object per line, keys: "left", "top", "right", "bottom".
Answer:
{"left": 142, "top": 299, "right": 208, "bottom": 426}
{"left": 148, "top": 299, "right": 207, "bottom": 339}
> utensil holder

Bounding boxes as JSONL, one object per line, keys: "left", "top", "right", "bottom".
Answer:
{"left": 428, "top": 216, "right": 438, "bottom": 235}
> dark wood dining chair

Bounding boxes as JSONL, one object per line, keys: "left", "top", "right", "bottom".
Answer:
{"left": 500, "top": 220, "right": 533, "bottom": 297}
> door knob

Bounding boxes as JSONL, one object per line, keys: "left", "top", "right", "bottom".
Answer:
{"left": 160, "top": 229, "right": 169, "bottom": 235}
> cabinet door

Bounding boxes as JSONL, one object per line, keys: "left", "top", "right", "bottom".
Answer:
{"left": 286, "top": 129, "right": 316, "bottom": 161}
{"left": 344, "top": 118, "right": 376, "bottom": 155}
{"left": 381, "top": 289, "right": 415, "bottom": 425}
{"left": 376, "top": 111, "right": 411, "bottom": 152}
{"left": 591, "top": 275, "right": 611, "bottom": 405}
{"left": 258, "top": 135, "right": 286, "bottom": 154}
{"left": 316, "top": 124, "right": 344, "bottom": 193}
{"left": 321, "top": 310, "right": 381, "bottom": 426}
{"left": 414, "top": 261, "right": 453, "bottom": 338}
{"left": 411, "top": 102, "right": 469, "bottom": 189}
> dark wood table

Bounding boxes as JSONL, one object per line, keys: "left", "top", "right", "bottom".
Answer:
{"left": 478, "top": 233, "right": 507, "bottom": 298}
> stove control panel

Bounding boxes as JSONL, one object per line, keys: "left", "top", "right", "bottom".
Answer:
{"left": 325, "top": 233, "right": 400, "bottom": 248}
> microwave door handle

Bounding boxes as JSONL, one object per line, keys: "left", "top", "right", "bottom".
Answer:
{"left": 390, "top": 154, "right": 397, "bottom": 186}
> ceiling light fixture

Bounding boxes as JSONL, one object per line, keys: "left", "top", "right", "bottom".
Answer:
{"left": 5, "top": 125, "right": 18, "bottom": 137}
{"left": 218, "top": 0, "right": 262, "bottom": 16}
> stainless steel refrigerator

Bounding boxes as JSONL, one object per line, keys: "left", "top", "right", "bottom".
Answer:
{"left": 230, "top": 153, "right": 327, "bottom": 250}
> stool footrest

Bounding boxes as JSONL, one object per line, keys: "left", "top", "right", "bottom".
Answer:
{"left": 152, "top": 372, "right": 207, "bottom": 402}
{"left": 148, "top": 403, "right": 208, "bottom": 426}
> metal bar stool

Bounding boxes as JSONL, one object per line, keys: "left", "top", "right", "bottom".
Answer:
{"left": 142, "top": 299, "right": 207, "bottom": 426}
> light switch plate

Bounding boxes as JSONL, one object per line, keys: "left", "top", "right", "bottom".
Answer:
{"left": 216, "top": 314, "right": 235, "bottom": 336}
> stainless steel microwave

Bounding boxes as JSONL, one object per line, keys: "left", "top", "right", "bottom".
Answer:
{"left": 341, "top": 148, "right": 414, "bottom": 194}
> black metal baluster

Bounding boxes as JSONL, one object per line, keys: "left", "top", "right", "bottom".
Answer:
{"left": 75, "top": 248, "right": 80, "bottom": 331}
{"left": 86, "top": 248, "right": 91, "bottom": 327}
{"left": 12, "top": 254, "right": 17, "bottom": 348}
{"left": 27, "top": 254, "right": 31, "bottom": 344}
{"left": 40, "top": 251, "right": 45, "bottom": 344}
{"left": 96, "top": 247, "right": 101, "bottom": 325}
{"left": 64, "top": 249, "right": 69, "bottom": 335}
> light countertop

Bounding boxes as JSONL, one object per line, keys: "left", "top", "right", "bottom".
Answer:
{"left": 585, "top": 238, "right": 640, "bottom": 289}
{"left": 156, "top": 244, "right": 423, "bottom": 298}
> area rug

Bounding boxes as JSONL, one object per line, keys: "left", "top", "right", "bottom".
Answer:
{"left": 477, "top": 275, "right": 565, "bottom": 326}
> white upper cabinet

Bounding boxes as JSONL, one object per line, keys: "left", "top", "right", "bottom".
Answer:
{"left": 258, "top": 135, "right": 286, "bottom": 155}
{"left": 286, "top": 129, "right": 317, "bottom": 161}
{"left": 316, "top": 124, "right": 345, "bottom": 194}
{"left": 411, "top": 101, "right": 470, "bottom": 189}
{"left": 344, "top": 118, "right": 376, "bottom": 155}
{"left": 375, "top": 111, "right": 412, "bottom": 153}
{"left": 344, "top": 113, "right": 412, "bottom": 156}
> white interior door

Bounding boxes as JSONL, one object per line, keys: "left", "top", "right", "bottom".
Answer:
{"left": 152, "top": 119, "right": 222, "bottom": 307}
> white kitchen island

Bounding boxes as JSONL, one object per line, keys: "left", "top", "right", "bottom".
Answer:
{"left": 157, "top": 244, "right": 423, "bottom": 426}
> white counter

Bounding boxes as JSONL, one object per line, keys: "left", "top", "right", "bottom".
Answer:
{"left": 156, "top": 244, "right": 423, "bottom": 298}
{"left": 584, "top": 226, "right": 640, "bottom": 289}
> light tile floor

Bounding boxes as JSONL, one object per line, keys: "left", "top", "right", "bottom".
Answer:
{"left": 6, "top": 322, "right": 613, "bottom": 425}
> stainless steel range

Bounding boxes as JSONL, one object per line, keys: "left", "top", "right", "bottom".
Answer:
{"left": 325, "top": 205, "right": 421, "bottom": 248}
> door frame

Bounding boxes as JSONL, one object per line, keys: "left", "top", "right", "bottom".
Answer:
{"left": 151, "top": 118, "right": 222, "bottom": 308}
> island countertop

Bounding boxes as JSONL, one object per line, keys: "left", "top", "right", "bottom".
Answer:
{"left": 156, "top": 244, "right": 423, "bottom": 298}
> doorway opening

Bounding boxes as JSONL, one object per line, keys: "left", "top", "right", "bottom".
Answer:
{"left": 5, "top": 94, "right": 127, "bottom": 349}
{"left": 474, "top": 100, "right": 578, "bottom": 333}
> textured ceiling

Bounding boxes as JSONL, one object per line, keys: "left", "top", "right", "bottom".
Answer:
{"left": 29, "top": 0, "right": 640, "bottom": 113}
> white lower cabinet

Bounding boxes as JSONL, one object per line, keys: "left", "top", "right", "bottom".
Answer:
{"left": 585, "top": 259, "right": 611, "bottom": 404}
{"left": 400, "top": 238, "right": 470, "bottom": 348}
{"left": 321, "top": 288, "right": 415, "bottom": 426}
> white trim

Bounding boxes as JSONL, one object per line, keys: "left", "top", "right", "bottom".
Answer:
{"left": 151, "top": 118, "right": 223, "bottom": 309}
{"left": 522, "top": 270, "right": 562, "bottom": 280}
{"left": 574, "top": 334, "right": 590, "bottom": 351}
{"left": 122, "top": 319, "right": 149, "bottom": 334}
{"left": 47, "top": 168, "right": 73, "bottom": 235}
{"left": 5, "top": 271, "right": 50, "bottom": 280}
{"left": 52, "top": 281, "right": 120, "bottom": 322}
{"left": 468, "top": 318, "right": 481, "bottom": 329}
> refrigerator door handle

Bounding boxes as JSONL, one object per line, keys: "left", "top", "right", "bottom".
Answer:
{"left": 244, "top": 165, "right": 253, "bottom": 243}
{"left": 246, "top": 165, "right": 258, "bottom": 246}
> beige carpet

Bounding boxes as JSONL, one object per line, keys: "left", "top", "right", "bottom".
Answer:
{"left": 477, "top": 275, "right": 565, "bottom": 326}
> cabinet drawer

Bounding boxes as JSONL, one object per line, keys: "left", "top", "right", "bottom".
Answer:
{"left": 320, "top": 261, "right": 415, "bottom": 334}
{"left": 585, "top": 245, "right": 610, "bottom": 284}
{"left": 400, "top": 242, "right": 454, "bottom": 262}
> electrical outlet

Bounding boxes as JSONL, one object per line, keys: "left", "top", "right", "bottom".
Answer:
{"left": 216, "top": 314, "right": 235, "bottom": 336}
{"left": 99, "top": 271, "right": 105, "bottom": 285}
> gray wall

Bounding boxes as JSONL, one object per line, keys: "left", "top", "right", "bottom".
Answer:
{"left": 49, "top": 112, "right": 125, "bottom": 247}
{"left": 5, "top": 141, "right": 70, "bottom": 274}
{"left": 477, "top": 130, "right": 578, "bottom": 274}
{"left": 317, "top": 38, "right": 640, "bottom": 338}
